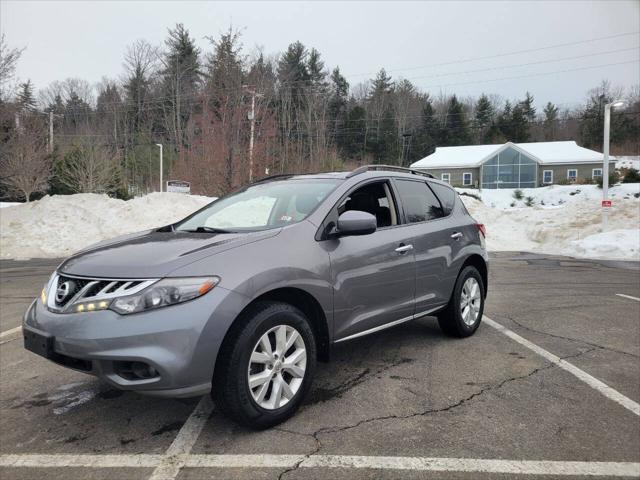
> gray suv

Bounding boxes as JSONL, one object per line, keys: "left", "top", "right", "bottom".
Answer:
{"left": 24, "top": 166, "right": 488, "bottom": 428}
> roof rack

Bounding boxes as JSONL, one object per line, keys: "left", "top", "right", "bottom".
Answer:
{"left": 250, "top": 173, "right": 294, "bottom": 184}
{"left": 346, "top": 165, "right": 435, "bottom": 179}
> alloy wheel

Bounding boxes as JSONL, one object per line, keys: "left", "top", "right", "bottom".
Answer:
{"left": 460, "top": 277, "right": 482, "bottom": 326}
{"left": 247, "top": 325, "right": 307, "bottom": 410}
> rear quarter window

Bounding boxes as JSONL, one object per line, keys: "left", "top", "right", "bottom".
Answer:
{"left": 428, "top": 182, "right": 456, "bottom": 216}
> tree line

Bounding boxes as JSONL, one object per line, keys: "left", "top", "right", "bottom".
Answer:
{"left": 0, "top": 27, "right": 638, "bottom": 201}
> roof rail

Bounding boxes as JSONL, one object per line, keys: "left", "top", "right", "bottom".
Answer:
{"left": 346, "top": 164, "right": 435, "bottom": 179}
{"left": 251, "top": 173, "right": 294, "bottom": 184}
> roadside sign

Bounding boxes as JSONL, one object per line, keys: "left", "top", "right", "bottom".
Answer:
{"left": 166, "top": 180, "right": 191, "bottom": 194}
{"left": 601, "top": 199, "right": 612, "bottom": 208}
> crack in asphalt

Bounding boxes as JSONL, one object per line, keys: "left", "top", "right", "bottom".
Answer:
{"left": 498, "top": 313, "right": 640, "bottom": 359}
{"left": 275, "top": 347, "right": 597, "bottom": 479}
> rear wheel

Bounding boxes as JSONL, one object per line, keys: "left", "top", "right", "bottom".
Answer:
{"left": 212, "top": 301, "right": 316, "bottom": 429}
{"left": 438, "top": 266, "right": 485, "bottom": 337}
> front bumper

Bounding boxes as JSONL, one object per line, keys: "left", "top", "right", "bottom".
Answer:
{"left": 23, "top": 285, "right": 248, "bottom": 397}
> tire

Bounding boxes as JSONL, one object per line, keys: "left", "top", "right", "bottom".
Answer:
{"left": 212, "top": 301, "right": 317, "bottom": 429}
{"left": 437, "top": 265, "right": 485, "bottom": 338}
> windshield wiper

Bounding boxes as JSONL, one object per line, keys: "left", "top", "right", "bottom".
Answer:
{"left": 181, "top": 226, "right": 235, "bottom": 234}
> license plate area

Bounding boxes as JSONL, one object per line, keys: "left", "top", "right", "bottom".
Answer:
{"left": 24, "top": 329, "right": 54, "bottom": 358}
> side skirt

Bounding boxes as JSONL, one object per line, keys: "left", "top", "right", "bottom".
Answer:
{"left": 334, "top": 305, "right": 446, "bottom": 344}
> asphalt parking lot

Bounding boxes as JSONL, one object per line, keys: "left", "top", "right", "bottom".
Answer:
{"left": 1, "top": 252, "right": 639, "bottom": 479}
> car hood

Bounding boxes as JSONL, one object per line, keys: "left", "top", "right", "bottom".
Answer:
{"left": 58, "top": 228, "right": 281, "bottom": 278}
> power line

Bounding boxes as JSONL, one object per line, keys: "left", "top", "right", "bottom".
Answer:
{"left": 345, "top": 31, "right": 640, "bottom": 78}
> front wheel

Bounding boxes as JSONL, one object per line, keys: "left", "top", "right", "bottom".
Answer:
{"left": 438, "top": 266, "right": 485, "bottom": 337}
{"left": 212, "top": 301, "right": 316, "bottom": 429}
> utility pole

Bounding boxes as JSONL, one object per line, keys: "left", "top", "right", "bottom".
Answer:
{"left": 401, "top": 133, "right": 412, "bottom": 166}
{"left": 244, "top": 87, "right": 264, "bottom": 183}
{"left": 47, "top": 111, "right": 62, "bottom": 154}
{"left": 49, "top": 111, "right": 53, "bottom": 154}
{"left": 602, "top": 100, "right": 624, "bottom": 228}
{"left": 155, "top": 143, "right": 163, "bottom": 192}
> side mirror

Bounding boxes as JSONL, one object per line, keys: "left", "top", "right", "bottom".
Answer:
{"left": 336, "top": 210, "right": 377, "bottom": 237}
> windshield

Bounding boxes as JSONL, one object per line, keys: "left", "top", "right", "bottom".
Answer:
{"left": 176, "top": 179, "right": 342, "bottom": 233}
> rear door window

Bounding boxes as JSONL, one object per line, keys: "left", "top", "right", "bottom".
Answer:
{"left": 395, "top": 179, "right": 444, "bottom": 223}
{"left": 428, "top": 182, "right": 456, "bottom": 216}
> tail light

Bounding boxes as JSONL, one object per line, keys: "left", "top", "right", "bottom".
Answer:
{"left": 476, "top": 223, "right": 486, "bottom": 238}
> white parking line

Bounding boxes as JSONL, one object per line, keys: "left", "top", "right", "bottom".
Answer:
{"left": 616, "top": 293, "right": 640, "bottom": 302}
{"left": 0, "top": 326, "right": 21, "bottom": 339}
{"left": 148, "top": 395, "right": 214, "bottom": 480}
{"left": 484, "top": 316, "right": 640, "bottom": 417}
{"left": 0, "top": 454, "right": 638, "bottom": 476}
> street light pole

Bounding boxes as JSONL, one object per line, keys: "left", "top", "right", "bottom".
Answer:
{"left": 244, "top": 87, "right": 263, "bottom": 183}
{"left": 155, "top": 143, "right": 163, "bottom": 192}
{"left": 602, "top": 100, "right": 624, "bottom": 228}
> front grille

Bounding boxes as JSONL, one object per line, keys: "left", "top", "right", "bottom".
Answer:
{"left": 48, "top": 273, "right": 157, "bottom": 313}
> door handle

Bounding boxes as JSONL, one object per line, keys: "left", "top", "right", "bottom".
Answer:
{"left": 450, "top": 232, "right": 463, "bottom": 240}
{"left": 395, "top": 244, "right": 413, "bottom": 254}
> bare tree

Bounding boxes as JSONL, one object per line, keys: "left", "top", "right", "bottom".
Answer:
{"left": 57, "top": 143, "right": 122, "bottom": 193}
{"left": 0, "top": 130, "right": 51, "bottom": 201}
{"left": 0, "top": 34, "right": 25, "bottom": 100}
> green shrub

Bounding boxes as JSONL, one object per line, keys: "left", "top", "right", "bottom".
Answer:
{"left": 596, "top": 171, "right": 619, "bottom": 189}
{"left": 556, "top": 178, "right": 571, "bottom": 185}
{"left": 458, "top": 191, "right": 481, "bottom": 201}
{"left": 512, "top": 189, "right": 524, "bottom": 200}
{"left": 622, "top": 168, "right": 640, "bottom": 183}
{"left": 524, "top": 196, "right": 535, "bottom": 207}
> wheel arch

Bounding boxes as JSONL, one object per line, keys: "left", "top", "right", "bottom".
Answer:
{"left": 216, "top": 287, "right": 331, "bottom": 370}
{"left": 460, "top": 254, "right": 488, "bottom": 297}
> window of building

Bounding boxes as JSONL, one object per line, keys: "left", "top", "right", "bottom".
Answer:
{"left": 567, "top": 169, "right": 578, "bottom": 182}
{"left": 441, "top": 173, "right": 451, "bottom": 184}
{"left": 395, "top": 180, "right": 444, "bottom": 223}
{"left": 543, "top": 170, "right": 553, "bottom": 184}
{"left": 481, "top": 146, "right": 537, "bottom": 189}
{"left": 463, "top": 172, "right": 473, "bottom": 186}
{"left": 592, "top": 168, "right": 603, "bottom": 179}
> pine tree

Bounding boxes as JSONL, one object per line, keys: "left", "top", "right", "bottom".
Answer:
{"left": 497, "top": 100, "right": 513, "bottom": 140}
{"left": 370, "top": 68, "right": 393, "bottom": 96}
{"left": 579, "top": 82, "right": 631, "bottom": 149}
{"left": 510, "top": 104, "right": 530, "bottom": 142}
{"left": 278, "top": 41, "right": 310, "bottom": 104}
{"left": 329, "top": 67, "right": 349, "bottom": 153}
{"left": 440, "top": 95, "right": 470, "bottom": 146}
{"left": 307, "top": 48, "right": 327, "bottom": 88}
{"left": 520, "top": 91, "right": 536, "bottom": 122}
{"left": 413, "top": 97, "right": 439, "bottom": 158}
{"left": 162, "top": 23, "right": 201, "bottom": 151}
{"left": 474, "top": 93, "right": 494, "bottom": 144}
{"left": 474, "top": 94, "right": 494, "bottom": 127}
{"left": 343, "top": 104, "right": 366, "bottom": 160}
{"left": 542, "top": 102, "right": 559, "bottom": 141}
{"left": 17, "top": 80, "right": 37, "bottom": 112}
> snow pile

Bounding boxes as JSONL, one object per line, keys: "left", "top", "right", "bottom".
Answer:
{"left": 459, "top": 184, "right": 640, "bottom": 260}
{"left": 0, "top": 202, "right": 21, "bottom": 209}
{"left": 569, "top": 230, "right": 640, "bottom": 260}
{"left": 0, "top": 193, "right": 212, "bottom": 260}
{"left": 458, "top": 183, "right": 639, "bottom": 209}
{"left": 1, "top": 185, "right": 639, "bottom": 261}
{"left": 616, "top": 156, "right": 640, "bottom": 171}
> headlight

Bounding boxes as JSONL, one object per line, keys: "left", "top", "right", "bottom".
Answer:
{"left": 109, "top": 277, "right": 219, "bottom": 315}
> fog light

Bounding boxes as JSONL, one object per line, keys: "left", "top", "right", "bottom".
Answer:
{"left": 115, "top": 361, "right": 159, "bottom": 381}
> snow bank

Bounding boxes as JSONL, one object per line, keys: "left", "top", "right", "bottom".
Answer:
{"left": 1, "top": 185, "right": 639, "bottom": 261}
{"left": 459, "top": 183, "right": 640, "bottom": 260}
{"left": 616, "top": 156, "right": 640, "bottom": 171}
{"left": 0, "top": 202, "right": 21, "bottom": 209}
{"left": 570, "top": 230, "right": 640, "bottom": 260}
{"left": 0, "top": 193, "right": 212, "bottom": 260}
